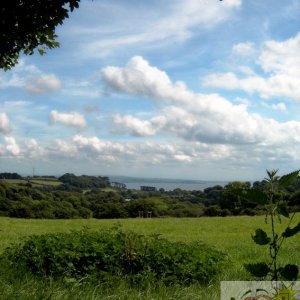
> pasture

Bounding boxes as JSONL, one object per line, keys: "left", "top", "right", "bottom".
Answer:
{"left": 0, "top": 215, "right": 299, "bottom": 299}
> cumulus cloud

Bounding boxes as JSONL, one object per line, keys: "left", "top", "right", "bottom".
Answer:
{"left": 26, "top": 74, "right": 62, "bottom": 95}
{"left": 49, "top": 110, "right": 86, "bottom": 129}
{"left": 0, "top": 136, "right": 20, "bottom": 156}
{"left": 112, "top": 114, "right": 166, "bottom": 136}
{"left": 71, "top": 134, "right": 232, "bottom": 165}
{"left": 102, "top": 56, "right": 191, "bottom": 102}
{"left": 0, "top": 133, "right": 299, "bottom": 179}
{"left": 0, "top": 113, "right": 10, "bottom": 133}
{"left": 24, "top": 138, "right": 45, "bottom": 157}
{"left": 202, "top": 33, "right": 300, "bottom": 101}
{"left": 102, "top": 56, "right": 300, "bottom": 148}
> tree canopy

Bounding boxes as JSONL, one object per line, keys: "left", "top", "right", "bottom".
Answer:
{"left": 0, "top": 0, "right": 80, "bottom": 70}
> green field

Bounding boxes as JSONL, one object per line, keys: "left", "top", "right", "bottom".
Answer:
{"left": 29, "top": 179, "right": 62, "bottom": 186}
{"left": 0, "top": 215, "right": 300, "bottom": 299}
{"left": 2, "top": 178, "right": 62, "bottom": 187}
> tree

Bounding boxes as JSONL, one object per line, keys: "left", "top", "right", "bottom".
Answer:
{"left": 0, "top": 0, "right": 80, "bottom": 70}
{"left": 220, "top": 181, "right": 250, "bottom": 210}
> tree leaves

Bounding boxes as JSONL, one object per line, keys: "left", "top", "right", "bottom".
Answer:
{"left": 252, "top": 229, "right": 271, "bottom": 245}
{"left": 234, "top": 189, "right": 268, "bottom": 205}
{"left": 244, "top": 262, "right": 270, "bottom": 278}
{"left": 279, "top": 264, "right": 299, "bottom": 280}
{"left": 0, "top": 0, "right": 80, "bottom": 70}
{"left": 282, "top": 222, "right": 300, "bottom": 238}
{"left": 276, "top": 202, "right": 289, "bottom": 218}
{"left": 278, "top": 170, "right": 300, "bottom": 188}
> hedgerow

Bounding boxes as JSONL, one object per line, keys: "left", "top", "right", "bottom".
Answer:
{"left": 2, "top": 228, "right": 226, "bottom": 285}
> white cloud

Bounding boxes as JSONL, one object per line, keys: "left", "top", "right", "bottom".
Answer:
{"left": 102, "top": 56, "right": 300, "bottom": 148}
{"left": 1, "top": 136, "right": 20, "bottom": 156}
{"left": 49, "top": 110, "right": 86, "bottom": 129}
{"left": 232, "top": 42, "right": 255, "bottom": 56}
{"left": 24, "top": 138, "right": 45, "bottom": 157}
{"left": 202, "top": 33, "right": 300, "bottom": 101}
{"left": 0, "top": 73, "right": 25, "bottom": 89}
{"left": 26, "top": 74, "right": 62, "bottom": 95}
{"left": 71, "top": 134, "right": 232, "bottom": 165}
{"left": 0, "top": 61, "right": 62, "bottom": 95}
{"left": 112, "top": 114, "right": 166, "bottom": 137}
{"left": 79, "top": 0, "right": 241, "bottom": 58}
{"left": 263, "top": 102, "right": 287, "bottom": 112}
{"left": 102, "top": 56, "right": 191, "bottom": 102}
{"left": 0, "top": 113, "right": 10, "bottom": 133}
{"left": 0, "top": 133, "right": 299, "bottom": 180}
{"left": 48, "top": 139, "right": 78, "bottom": 158}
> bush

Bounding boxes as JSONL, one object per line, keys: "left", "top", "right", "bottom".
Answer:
{"left": 204, "top": 205, "right": 222, "bottom": 216}
{"left": 2, "top": 228, "right": 226, "bottom": 285}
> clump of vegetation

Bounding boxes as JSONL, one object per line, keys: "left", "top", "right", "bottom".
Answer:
{"left": 2, "top": 228, "right": 226, "bottom": 285}
{"left": 241, "top": 170, "right": 300, "bottom": 280}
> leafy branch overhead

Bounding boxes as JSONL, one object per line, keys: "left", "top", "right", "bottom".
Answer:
{"left": 0, "top": 0, "right": 80, "bottom": 70}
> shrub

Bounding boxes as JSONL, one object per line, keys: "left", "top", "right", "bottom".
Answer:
{"left": 3, "top": 228, "right": 225, "bottom": 285}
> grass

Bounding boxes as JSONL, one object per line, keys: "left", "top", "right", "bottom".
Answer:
{"left": 0, "top": 215, "right": 300, "bottom": 299}
{"left": 2, "top": 179, "right": 28, "bottom": 185}
{"left": 1, "top": 178, "right": 62, "bottom": 187}
{"left": 29, "top": 179, "right": 62, "bottom": 186}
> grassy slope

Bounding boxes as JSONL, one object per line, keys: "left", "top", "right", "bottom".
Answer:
{"left": 2, "top": 178, "right": 62, "bottom": 186}
{"left": 0, "top": 215, "right": 300, "bottom": 299}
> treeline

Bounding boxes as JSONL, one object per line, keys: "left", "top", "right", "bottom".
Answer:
{"left": 0, "top": 173, "right": 300, "bottom": 219}
{"left": 58, "top": 173, "right": 110, "bottom": 190}
{"left": 0, "top": 173, "right": 22, "bottom": 179}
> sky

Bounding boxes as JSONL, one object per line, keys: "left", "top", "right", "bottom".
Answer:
{"left": 0, "top": 0, "right": 300, "bottom": 181}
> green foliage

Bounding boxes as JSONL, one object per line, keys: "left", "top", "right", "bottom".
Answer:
{"left": 204, "top": 205, "right": 222, "bottom": 216}
{"left": 245, "top": 169, "right": 300, "bottom": 281}
{"left": 3, "top": 228, "right": 225, "bottom": 285}
{"left": 279, "top": 264, "right": 299, "bottom": 281}
{"left": 245, "top": 262, "right": 270, "bottom": 277}
{"left": 251, "top": 229, "right": 271, "bottom": 245}
{"left": 59, "top": 173, "right": 110, "bottom": 189}
{"left": 278, "top": 170, "right": 300, "bottom": 188}
{"left": 2, "top": 171, "right": 300, "bottom": 220}
{"left": 0, "top": 0, "right": 80, "bottom": 70}
{"left": 282, "top": 222, "right": 300, "bottom": 238}
{"left": 0, "top": 173, "right": 22, "bottom": 179}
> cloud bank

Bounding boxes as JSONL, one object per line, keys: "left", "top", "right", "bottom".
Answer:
{"left": 202, "top": 33, "right": 300, "bottom": 101}
{"left": 49, "top": 110, "right": 86, "bottom": 129}
{"left": 102, "top": 56, "right": 300, "bottom": 147}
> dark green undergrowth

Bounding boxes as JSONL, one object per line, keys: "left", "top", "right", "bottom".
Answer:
{"left": 1, "top": 227, "right": 226, "bottom": 286}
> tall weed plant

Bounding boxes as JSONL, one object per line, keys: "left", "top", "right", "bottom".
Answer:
{"left": 240, "top": 170, "right": 300, "bottom": 280}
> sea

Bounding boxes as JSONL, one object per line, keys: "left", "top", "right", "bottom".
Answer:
{"left": 109, "top": 176, "right": 228, "bottom": 191}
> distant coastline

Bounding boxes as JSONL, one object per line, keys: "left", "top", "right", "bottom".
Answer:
{"left": 109, "top": 175, "right": 228, "bottom": 191}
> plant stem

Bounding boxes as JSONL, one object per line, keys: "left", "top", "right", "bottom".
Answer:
{"left": 270, "top": 176, "right": 278, "bottom": 281}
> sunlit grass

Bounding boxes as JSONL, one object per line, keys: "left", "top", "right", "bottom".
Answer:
{"left": 0, "top": 215, "right": 299, "bottom": 299}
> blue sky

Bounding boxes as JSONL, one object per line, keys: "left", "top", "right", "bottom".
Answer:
{"left": 1, "top": 0, "right": 300, "bottom": 180}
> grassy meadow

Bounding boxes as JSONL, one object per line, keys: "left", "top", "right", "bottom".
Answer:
{"left": 0, "top": 215, "right": 300, "bottom": 299}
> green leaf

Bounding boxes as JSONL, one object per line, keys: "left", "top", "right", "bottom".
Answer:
{"left": 252, "top": 229, "right": 271, "bottom": 245}
{"left": 276, "top": 202, "right": 289, "bottom": 218}
{"left": 38, "top": 48, "right": 45, "bottom": 56}
{"left": 282, "top": 222, "right": 300, "bottom": 238}
{"left": 279, "top": 264, "right": 299, "bottom": 280}
{"left": 235, "top": 189, "right": 268, "bottom": 205}
{"left": 244, "top": 262, "right": 270, "bottom": 277}
{"left": 278, "top": 170, "right": 300, "bottom": 188}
